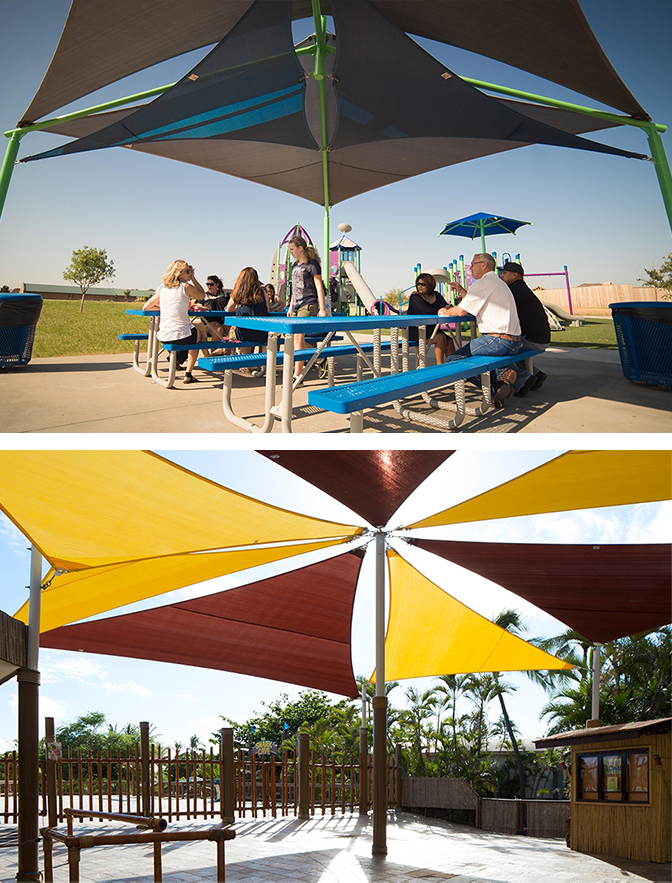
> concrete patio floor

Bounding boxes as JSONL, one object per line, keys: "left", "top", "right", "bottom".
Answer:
{"left": 1, "top": 344, "right": 670, "bottom": 433}
{"left": 1, "top": 812, "right": 670, "bottom": 882}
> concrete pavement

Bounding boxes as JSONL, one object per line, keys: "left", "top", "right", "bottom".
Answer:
{"left": 1, "top": 344, "right": 670, "bottom": 433}
{"left": 1, "top": 812, "right": 670, "bottom": 882}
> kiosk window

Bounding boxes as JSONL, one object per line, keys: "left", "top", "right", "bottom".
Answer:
{"left": 578, "top": 749, "right": 649, "bottom": 803}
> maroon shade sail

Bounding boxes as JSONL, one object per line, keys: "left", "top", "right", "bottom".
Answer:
{"left": 41, "top": 550, "right": 364, "bottom": 697}
{"left": 260, "top": 451, "right": 454, "bottom": 526}
{"left": 413, "top": 540, "right": 672, "bottom": 643}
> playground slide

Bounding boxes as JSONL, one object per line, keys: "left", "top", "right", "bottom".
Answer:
{"left": 341, "top": 261, "right": 378, "bottom": 312}
{"left": 543, "top": 301, "right": 584, "bottom": 326}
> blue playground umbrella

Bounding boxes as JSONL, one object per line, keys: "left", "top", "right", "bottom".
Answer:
{"left": 439, "top": 212, "right": 532, "bottom": 254}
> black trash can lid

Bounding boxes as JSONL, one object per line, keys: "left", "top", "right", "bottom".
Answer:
{"left": 0, "top": 293, "right": 43, "bottom": 327}
{"left": 609, "top": 302, "right": 672, "bottom": 325}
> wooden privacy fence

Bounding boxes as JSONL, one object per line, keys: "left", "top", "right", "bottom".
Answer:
{"left": 1, "top": 735, "right": 399, "bottom": 826}
{"left": 403, "top": 776, "right": 570, "bottom": 839}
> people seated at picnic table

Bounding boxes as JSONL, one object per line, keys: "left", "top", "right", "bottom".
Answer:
{"left": 499, "top": 261, "right": 549, "bottom": 396}
{"left": 438, "top": 252, "right": 524, "bottom": 407}
{"left": 406, "top": 272, "right": 455, "bottom": 364}
{"left": 286, "top": 235, "right": 328, "bottom": 378}
{"left": 191, "top": 274, "right": 230, "bottom": 342}
{"left": 226, "top": 267, "right": 269, "bottom": 372}
{"left": 143, "top": 259, "right": 207, "bottom": 384}
{"left": 265, "top": 282, "right": 285, "bottom": 312}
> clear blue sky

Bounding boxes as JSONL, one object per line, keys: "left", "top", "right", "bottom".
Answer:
{"left": 1, "top": 450, "right": 668, "bottom": 752}
{"left": 0, "top": 1, "right": 670, "bottom": 295}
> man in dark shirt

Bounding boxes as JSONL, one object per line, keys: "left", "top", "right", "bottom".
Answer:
{"left": 499, "top": 262, "right": 550, "bottom": 396}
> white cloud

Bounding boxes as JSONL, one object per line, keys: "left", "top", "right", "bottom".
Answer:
{"left": 176, "top": 693, "right": 196, "bottom": 701}
{"left": 0, "top": 517, "right": 30, "bottom": 559}
{"left": 104, "top": 680, "right": 151, "bottom": 697}
{"left": 39, "top": 694, "right": 69, "bottom": 723}
{"left": 39, "top": 652, "right": 108, "bottom": 684}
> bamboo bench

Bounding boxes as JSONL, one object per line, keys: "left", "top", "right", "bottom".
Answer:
{"left": 307, "top": 349, "right": 537, "bottom": 431}
{"left": 41, "top": 810, "right": 235, "bottom": 883}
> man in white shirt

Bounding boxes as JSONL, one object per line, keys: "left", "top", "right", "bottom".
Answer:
{"left": 438, "top": 253, "right": 525, "bottom": 405}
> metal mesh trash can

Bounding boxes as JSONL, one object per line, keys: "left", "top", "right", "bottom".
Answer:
{"left": 610, "top": 301, "right": 672, "bottom": 388}
{"left": 0, "top": 293, "right": 43, "bottom": 366}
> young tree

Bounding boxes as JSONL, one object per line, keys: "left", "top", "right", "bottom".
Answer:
{"left": 63, "top": 245, "right": 115, "bottom": 312}
{"left": 638, "top": 252, "right": 672, "bottom": 301}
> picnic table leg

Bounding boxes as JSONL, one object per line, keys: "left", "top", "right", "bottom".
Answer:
{"left": 472, "top": 372, "right": 493, "bottom": 415}
{"left": 279, "top": 333, "right": 294, "bottom": 433}
{"left": 350, "top": 411, "right": 364, "bottom": 433}
{"left": 220, "top": 335, "right": 278, "bottom": 433}
{"left": 390, "top": 327, "right": 399, "bottom": 375}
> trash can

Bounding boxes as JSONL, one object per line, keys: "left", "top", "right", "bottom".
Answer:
{"left": 0, "top": 293, "right": 43, "bottom": 366}
{"left": 609, "top": 301, "right": 672, "bottom": 388}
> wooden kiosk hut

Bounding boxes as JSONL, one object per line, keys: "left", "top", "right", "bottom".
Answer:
{"left": 536, "top": 719, "right": 671, "bottom": 864}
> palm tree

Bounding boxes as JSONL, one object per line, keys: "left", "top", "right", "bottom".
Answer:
{"left": 491, "top": 609, "right": 528, "bottom": 801}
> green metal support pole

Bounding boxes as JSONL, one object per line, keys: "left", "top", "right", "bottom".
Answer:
{"left": 310, "top": 1, "right": 331, "bottom": 279}
{"left": 462, "top": 76, "right": 672, "bottom": 235}
{"left": 645, "top": 125, "right": 672, "bottom": 231}
{"left": 1, "top": 82, "right": 175, "bottom": 226}
{"left": 0, "top": 130, "right": 23, "bottom": 222}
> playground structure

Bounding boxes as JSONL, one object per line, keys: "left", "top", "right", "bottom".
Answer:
{"left": 270, "top": 224, "right": 579, "bottom": 333}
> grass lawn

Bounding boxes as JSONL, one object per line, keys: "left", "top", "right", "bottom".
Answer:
{"left": 32, "top": 300, "right": 152, "bottom": 358}
{"left": 29, "top": 300, "right": 618, "bottom": 358}
{"left": 356, "top": 316, "right": 618, "bottom": 348}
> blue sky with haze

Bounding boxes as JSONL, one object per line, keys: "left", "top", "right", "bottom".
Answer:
{"left": 0, "top": 1, "right": 670, "bottom": 295}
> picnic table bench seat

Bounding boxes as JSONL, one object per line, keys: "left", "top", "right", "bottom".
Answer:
{"left": 307, "top": 349, "right": 537, "bottom": 431}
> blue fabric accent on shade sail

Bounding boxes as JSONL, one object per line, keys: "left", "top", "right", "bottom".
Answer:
{"left": 141, "top": 89, "right": 305, "bottom": 141}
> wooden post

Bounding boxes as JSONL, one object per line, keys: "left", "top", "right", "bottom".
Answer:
{"left": 16, "top": 546, "right": 42, "bottom": 882}
{"left": 298, "top": 733, "right": 310, "bottom": 820}
{"left": 359, "top": 727, "right": 368, "bottom": 815}
{"left": 153, "top": 840, "right": 162, "bottom": 881}
{"left": 395, "top": 743, "right": 403, "bottom": 811}
{"left": 372, "top": 531, "right": 387, "bottom": 856}
{"left": 220, "top": 728, "right": 235, "bottom": 825}
{"left": 140, "top": 722, "right": 150, "bottom": 818}
{"left": 372, "top": 695, "right": 388, "bottom": 855}
{"left": 45, "top": 716, "right": 58, "bottom": 828}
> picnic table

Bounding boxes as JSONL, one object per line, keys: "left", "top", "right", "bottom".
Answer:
{"left": 198, "top": 312, "right": 476, "bottom": 432}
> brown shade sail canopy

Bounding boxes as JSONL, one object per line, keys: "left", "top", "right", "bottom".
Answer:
{"left": 259, "top": 450, "right": 454, "bottom": 526}
{"left": 413, "top": 539, "right": 672, "bottom": 644}
{"left": 20, "top": 0, "right": 647, "bottom": 127}
{"left": 40, "top": 550, "right": 364, "bottom": 698}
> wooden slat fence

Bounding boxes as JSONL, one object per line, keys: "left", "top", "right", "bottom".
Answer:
{"left": 1, "top": 746, "right": 396, "bottom": 825}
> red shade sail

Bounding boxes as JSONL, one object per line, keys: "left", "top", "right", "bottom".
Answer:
{"left": 260, "top": 451, "right": 453, "bottom": 526}
{"left": 413, "top": 540, "right": 672, "bottom": 643}
{"left": 40, "top": 550, "right": 364, "bottom": 697}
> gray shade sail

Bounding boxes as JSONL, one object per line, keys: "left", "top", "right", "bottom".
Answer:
{"left": 35, "top": 96, "right": 627, "bottom": 206}
{"left": 20, "top": 1, "right": 647, "bottom": 127}
{"left": 22, "top": 0, "right": 315, "bottom": 161}
{"left": 328, "top": 0, "right": 641, "bottom": 162}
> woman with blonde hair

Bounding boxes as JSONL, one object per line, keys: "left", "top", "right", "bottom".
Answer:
{"left": 226, "top": 267, "right": 269, "bottom": 369}
{"left": 287, "top": 235, "right": 328, "bottom": 378}
{"left": 143, "top": 260, "right": 206, "bottom": 383}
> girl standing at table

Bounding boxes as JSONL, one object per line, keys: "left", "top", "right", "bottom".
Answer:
{"left": 143, "top": 259, "right": 206, "bottom": 384}
{"left": 287, "top": 236, "right": 328, "bottom": 378}
{"left": 407, "top": 272, "right": 454, "bottom": 364}
{"left": 226, "top": 267, "right": 269, "bottom": 371}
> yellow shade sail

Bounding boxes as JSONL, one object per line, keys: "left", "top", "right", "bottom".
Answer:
{"left": 14, "top": 538, "right": 350, "bottom": 633}
{"left": 0, "top": 451, "right": 362, "bottom": 569}
{"left": 405, "top": 450, "right": 672, "bottom": 530}
{"left": 374, "top": 551, "right": 573, "bottom": 682}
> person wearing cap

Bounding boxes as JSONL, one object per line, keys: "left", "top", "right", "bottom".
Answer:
{"left": 499, "top": 261, "right": 549, "bottom": 396}
{"left": 438, "top": 252, "right": 524, "bottom": 406}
